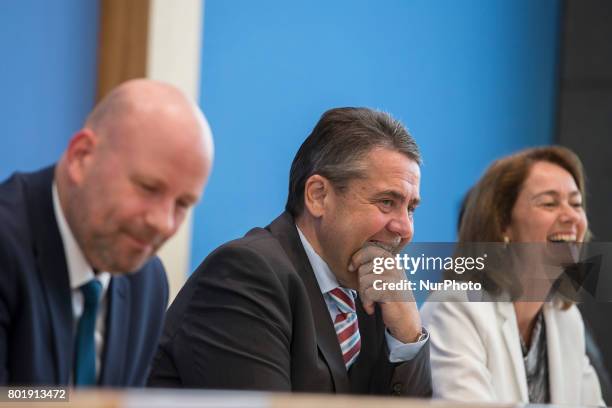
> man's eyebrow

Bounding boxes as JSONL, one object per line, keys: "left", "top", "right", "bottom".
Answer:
{"left": 375, "top": 190, "right": 405, "bottom": 201}
{"left": 376, "top": 190, "right": 420, "bottom": 206}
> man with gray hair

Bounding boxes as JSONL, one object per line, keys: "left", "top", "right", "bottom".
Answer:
{"left": 150, "top": 107, "right": 431, "bottom": 395}
{"left": 0, "top": 79, "right": 214, "bottom": 386}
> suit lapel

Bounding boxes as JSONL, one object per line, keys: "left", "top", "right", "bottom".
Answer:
{"left": 496, "top": 302, "right": 528, "bottom": 401}
{"left": 25, "top": 167, "right": 74, "bottom": 383}
{"left": 99, "top": 276, "right": 130, "bottom": 385}
{"left": 349, "top": 297, "right": 377, "bottom": 378}
{"left": 267, "top": 213, "right": 349, "bottom": 392}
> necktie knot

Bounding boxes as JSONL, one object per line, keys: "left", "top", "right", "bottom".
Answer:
{"left": 80, "top": 279, "right": 102, "bottom": 308}
{"left": 328, "top": 287, "right": 356, "bottom": 315}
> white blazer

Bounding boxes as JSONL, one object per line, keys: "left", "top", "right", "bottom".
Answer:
{"left": 420, "top": 294, "right": 604, "bottom": 406}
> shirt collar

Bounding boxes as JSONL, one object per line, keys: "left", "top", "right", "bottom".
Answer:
{"left": 296, "top": 225, "right": 339, "bottom": 295}
{"left": 52, "top": 182, "right": 111, "bottom": 292}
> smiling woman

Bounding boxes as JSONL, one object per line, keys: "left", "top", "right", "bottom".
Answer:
{"left": 456, "top": 146, "right": 590, "bottom": 302}
{"left": 420, "top": 146, "right": 604, "bottom": 406}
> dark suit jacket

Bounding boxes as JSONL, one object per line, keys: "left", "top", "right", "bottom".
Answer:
{"left": 149, "top": 212, "right": 431, "bottom": 396}
{"left": 0, "top": 167, "right": 169, "bottom": 386}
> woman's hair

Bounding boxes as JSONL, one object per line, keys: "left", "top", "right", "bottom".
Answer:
{"left": 452, "top": 145, "right": 588, "bottom": 306}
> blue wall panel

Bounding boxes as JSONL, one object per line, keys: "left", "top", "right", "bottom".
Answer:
{"left": 0, "top": 0, "right": 99, "bottom": 179}
{"left": 193, "top": 0, "right": 561, "bottom": 268}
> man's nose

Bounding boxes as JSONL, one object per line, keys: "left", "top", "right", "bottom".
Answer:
{"left": 145, "top": 201, "right": 176, "bottom": 237}
{"left": 387, "top": 208, "right": 413, "bottom": 240}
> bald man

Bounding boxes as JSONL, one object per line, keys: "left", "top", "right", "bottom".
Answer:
{"left": 0, "top": 79, "right": 213, "bottom": 386}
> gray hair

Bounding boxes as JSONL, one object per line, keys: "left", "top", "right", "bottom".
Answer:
{"left": 286, "top": 107, "right": 421, "bottom": 216}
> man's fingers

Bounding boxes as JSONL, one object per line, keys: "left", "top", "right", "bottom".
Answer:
{"left": 358, "top": 272, "right": 378, "bottom": 294}
{"left": 362, "top": 286, "right": 379, "bottom": 303}
{"left": 357, "top": 261, "right": 374, "bottom": 278}
{"left": 350, "top": 245, "right": 386, "bottom": 270}
{"left": 353, "top": 243, "right": 414, "bottom": 317}
{"left": 358, "top": 273, "right": 380, "bottom": 314}
{"left": 361, "top": 297, "right": 375, "bottom": 315}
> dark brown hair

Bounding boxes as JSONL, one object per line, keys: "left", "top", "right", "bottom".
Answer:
{"left": 286, "top": 107, "right": 421, "bottom": 217}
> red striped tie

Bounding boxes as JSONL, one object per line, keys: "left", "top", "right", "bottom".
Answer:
{"left": 328, "top": 287, "right": 361, "bottom": 369}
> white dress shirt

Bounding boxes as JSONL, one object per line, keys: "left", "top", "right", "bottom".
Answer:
{"left": 52, "top": 183, "right": 111, "bottom": 382}
{"left": 296, "top": 226, "right": 427, "bottom": 362}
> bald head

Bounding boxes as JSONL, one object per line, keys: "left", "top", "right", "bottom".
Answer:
{"left": 85, "top": 79, "right": 213, "bottom": 161}
{"left": 56, "top": 79, "right": 214, "bottom": 273}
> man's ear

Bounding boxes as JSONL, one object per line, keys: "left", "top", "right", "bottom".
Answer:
{"left": 303, "top": 174, "right": 332, "bottom": 218}
{"left": 65, "top": 128, "right": 98, "bottom": 185}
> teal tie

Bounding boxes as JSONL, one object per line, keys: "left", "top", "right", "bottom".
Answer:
{"left": 73, "top": 279, "right": 102, "bottom": 386}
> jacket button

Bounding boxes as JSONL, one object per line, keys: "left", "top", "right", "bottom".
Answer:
{"left": 392, "top": 383, "right": 402, "bottom": 395}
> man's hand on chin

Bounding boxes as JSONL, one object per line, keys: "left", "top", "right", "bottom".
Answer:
{"left": 349, "top": 244, "right": 422, "bottom": 343}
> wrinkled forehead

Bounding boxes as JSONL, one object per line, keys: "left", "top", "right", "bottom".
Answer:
{"left": 358, "top": 149, "right": 421, "bottom": 194}
{"left": 365, "top": 148, "right": 420, "bottom": 178}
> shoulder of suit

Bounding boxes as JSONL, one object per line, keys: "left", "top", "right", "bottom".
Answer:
{"left": 422, "top": 289, "right": 498, "bottom": 308}
{"left": 0, "top": 166, "right": 56, "bottom": 240}
{"left": 0, "top": 172, "right": 34, "bottom": 262}
{"left": 192, "top": 227, "right": 297, "bottom": 283}
{"left": 0, "top": 170, "right": 28, "bottom": 203}
{"left": 0, "top": 171, "right": 29, "bottom": 226}
{"left": 421, "top": 290, "right": 498, "bottom": 325}
{"left": 212, "top": 227, "right": 288, "bottom": 262}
